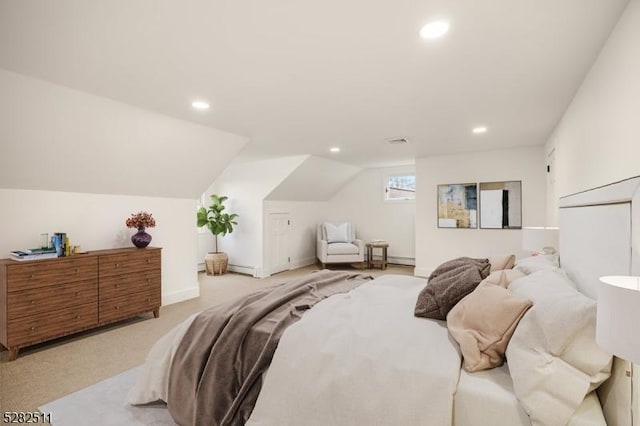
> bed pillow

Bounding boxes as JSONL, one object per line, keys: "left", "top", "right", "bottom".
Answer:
{"left": 447, "top": 281, "right": 532, "bottom": 372}
{"left": 513, "top": 254, "right": 560, "bottom": 275}
{"left": 481, "top": 269, "right": 526, "bottom": 288}
{"left": 324, "top": 222, "right": 351, "bottom": 243}
{"left": 505, "top": 269, "right": 612, "bottom": 426}
{"left": 415, "top": 257, "right": 490, "bottom": 320}
{"left": 488, "top": 254, "right": 516, "bottom": 273}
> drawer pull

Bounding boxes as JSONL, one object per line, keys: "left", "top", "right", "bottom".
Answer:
{"left": 31, "top": 300, "right": 36, "bottom": 305}
{"left": 147, "top": 259, "right": 151, "bottom": 263}
{"left": 116, "top": 306, "right": 120, "bottom": 310}
{"left": 147, "top": 279, "right": 151, "bottom": 283}
{"left": 75, "top": 268, "right": 80, "bottom": 273}
{"left": 115, "top": 284, "right": 120, "bottom": 288}
{"left": 30, "top": 326, "right": 36, "bottom": 330}
{"left": 76, "top": 315, "right": 80, "bottom": 319}
{"left": 115, "top": 263, "right": 120, "bottom": 267}
{"left": 30, "top": 275, "right": 35, "bottom": 279}
{"left": 147, "top": 298, "right": 151, "bottom": 302}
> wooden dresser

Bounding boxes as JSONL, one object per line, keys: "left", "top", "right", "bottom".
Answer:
{"left": 0, "top": 247, "right": 161, "bottom": 361}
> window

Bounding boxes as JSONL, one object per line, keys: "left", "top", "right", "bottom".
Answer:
{"left": 385, "top": 174, "right": 416, "bottom": 201}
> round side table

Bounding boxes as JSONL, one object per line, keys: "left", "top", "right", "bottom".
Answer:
{"left": 366, "top": 241, "right": 389, "bottom": 270}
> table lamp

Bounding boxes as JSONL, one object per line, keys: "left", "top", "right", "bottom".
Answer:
{"left": 597, "top": 276, "right": 640, "bottom": 364}
{"left": 522, "top": 227, "right": 560, "bottom": 255}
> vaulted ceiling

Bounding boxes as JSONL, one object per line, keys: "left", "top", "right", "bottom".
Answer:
{"left": 0, "top": 0, "right": 629, "bottom": 168}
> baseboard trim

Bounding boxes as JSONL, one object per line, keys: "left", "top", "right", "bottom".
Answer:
{"left": 228, "top": 264, "right": 257, "bottom": 277}
{"left": 388, "top": 256, "right": 415, "bottom": 266}
{"left": 162, "top": 284, "right": 200, "bottom": 306}
{"left": 414, "top": 267, "right": 433, "bottom": 278}
{"left": 290, "top": 257, "right": 317, "bottom": 270}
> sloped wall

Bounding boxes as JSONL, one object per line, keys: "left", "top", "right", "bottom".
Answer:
{"left": 0, "top": 69, "right": 247, "bottom": 198}
{"left": 266, "top": 156, "right": 361, "bottom": 201}
{"left": 545, "top": 0, "right": 640, "bottom": 218}
{"left": 0, "top": 69, "right": 248, "bottom": 304}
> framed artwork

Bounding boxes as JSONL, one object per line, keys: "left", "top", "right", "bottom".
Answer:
{"left": 479, "top": 181, "right": 522, "bottom": 229}
{"left": 437, "top": 183, "right": 478, "bottom": 228}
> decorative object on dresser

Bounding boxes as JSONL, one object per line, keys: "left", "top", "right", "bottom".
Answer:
{"left": 197, "top": 195, "right": 238, "bottom": 275}
{"left": 366, "top": 240, "right": 389, "bottom": 270}
{"left": 126, "top": 211, "right": 156, "bottom": 248}
{"left": 0, "top": 247, "right": 161, "bottom": 361}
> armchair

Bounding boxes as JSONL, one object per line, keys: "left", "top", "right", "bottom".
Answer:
{"left": 317, "top": 222, "right": 365, "bottom": 269}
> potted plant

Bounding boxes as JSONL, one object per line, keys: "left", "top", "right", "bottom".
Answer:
{"left": 197, "top": 194, "right": 238, "bottom": 275}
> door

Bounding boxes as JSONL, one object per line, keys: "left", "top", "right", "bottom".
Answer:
{"left": 547, "top": 148, "right": 557, "bottom": 226}
{"left": 268, "top": 213, "right": 291, "bottom": 275}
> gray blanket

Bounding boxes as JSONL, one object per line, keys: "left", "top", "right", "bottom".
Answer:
{"left": 414, "top": 257, "right": 490, "bottom": 320}
{"left": 167, "top": 269, "right": 373, "bottom": 426}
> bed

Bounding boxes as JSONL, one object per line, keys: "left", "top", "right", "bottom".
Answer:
{"left": 129, "top": 177, "right": 640, "bottom": 426}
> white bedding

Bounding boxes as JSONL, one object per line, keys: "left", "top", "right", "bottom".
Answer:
{"left": 246, "top": 275, "right": 462, "bottom": 426}
{"left": 129, "top": 273, "right": 608, "bottom": 425}
{"left": 454, "top": 364, "right": 606, "bottom": 426}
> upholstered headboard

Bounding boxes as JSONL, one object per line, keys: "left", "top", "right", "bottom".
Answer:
{"left": 559, "top": 176, "right": 640, "bottom": 426}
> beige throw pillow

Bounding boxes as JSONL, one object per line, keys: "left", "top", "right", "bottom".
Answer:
{"left": 447, "top": 281, "right": 532, "bottom": 372}
{"left": 488, "top": 254, "right": 516, "bottom": 273}
{"left": 481, "top": 269, "right": 526, "bottom": 288}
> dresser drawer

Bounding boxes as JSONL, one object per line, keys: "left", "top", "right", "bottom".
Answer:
{"left": 8, "top": 279, "right": 98, "bottom": 320}
{"left": 99, "top": 289, "right": 160, "bottom": 324}
{"left": 99, "top": 250, "right": 160, "bottom": 278}
{"left": 7, "top": 302, "right": 98, "bottom": 347}
{"left": 99, "top": 270, "right": 160, "bottom": 300}
{"left": 7, "top": 257, "right": 98, "bottom": 292}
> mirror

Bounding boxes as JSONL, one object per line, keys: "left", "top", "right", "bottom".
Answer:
{"left": 479, "top": 181, "right": 522, "bottom": 229}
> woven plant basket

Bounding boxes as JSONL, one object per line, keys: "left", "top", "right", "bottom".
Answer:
{"left": 205, "top": 252, "right": 229, "bottom": 275}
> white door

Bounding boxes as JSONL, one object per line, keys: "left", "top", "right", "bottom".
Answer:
{"left": 269, "top": 213, "right": 291, "bottom": 275}
{"left": 547, "top": 148, "right": 557, "bottom": 226}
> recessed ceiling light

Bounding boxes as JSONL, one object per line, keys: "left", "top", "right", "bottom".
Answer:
{"left": 191, "top": 101, "right": 210, "bottom": 110}
{"left": 472, "top": 126, "right": 488, "bottom": 134}
{"left": 330, "top": 147, "right": 340, "bottom": 153}
{"left": 419, "top": 21, "right": 450, "bottom": 40}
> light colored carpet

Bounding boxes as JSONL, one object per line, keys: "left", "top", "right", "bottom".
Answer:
{"left": 1, "top": 264, "right": 415, "bottom": 414}
{"left": 39, "top": 366, "right": 175, "bottom": 426}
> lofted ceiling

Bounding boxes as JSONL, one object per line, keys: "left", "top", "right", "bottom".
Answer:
{"left": 0, "top": 0, "right": 629, "bottom": 168}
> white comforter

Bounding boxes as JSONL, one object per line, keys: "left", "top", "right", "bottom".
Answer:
{"left": 247, "top": 274, "right": 462, "bottom": 426}
{"left": 129, "top": 275, "right": 462, "bottom": 425}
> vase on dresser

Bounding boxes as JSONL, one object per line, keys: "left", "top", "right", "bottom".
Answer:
{"left": 131, "top": 227, "right": 152, "bottom": 248}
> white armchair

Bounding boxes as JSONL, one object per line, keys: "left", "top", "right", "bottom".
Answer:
{"left": 317, "top": 222, "right": 365, "bottom": 269}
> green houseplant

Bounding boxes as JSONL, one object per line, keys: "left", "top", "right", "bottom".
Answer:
{"left": 197, "top": 195, "right": 238, "bottom": 275}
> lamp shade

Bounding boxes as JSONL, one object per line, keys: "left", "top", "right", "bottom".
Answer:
{"left": 597, "top": 276, "right": 640, "bottom": 364}
{"left": 522, "top": 227, "right": 559, "bottom": 253}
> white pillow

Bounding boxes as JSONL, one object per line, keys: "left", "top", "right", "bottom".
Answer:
{"left": 505, "top": 269, "right": 612, "bottom": 426}
{"left": 324, "top": 222, "right": 351, "bottom": 243}
{"left": 514, "top": 254, "right": 560, "bottom": 275}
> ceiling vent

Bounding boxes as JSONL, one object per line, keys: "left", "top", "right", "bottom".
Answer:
{"left": 385, "top": 138, "right": 409, "bottom": 145}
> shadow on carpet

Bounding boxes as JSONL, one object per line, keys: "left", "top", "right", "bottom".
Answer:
{"left": 39, "top": 366, "right": 176, "bottom": 426}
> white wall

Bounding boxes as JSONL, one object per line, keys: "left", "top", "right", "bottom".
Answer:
{"left": 211, "top": 156, "right": 307, "bottom": 276}
{"left": 0, "top": 189, "right": 199, "bottom": 305}
{"left": 263, "top": 200, "right": 327, "bottom": 272}
{"left": 327, "top": 166, "right": 416, "bottom": 263}
{"left": 415, "top": 146, "right": 546, "bottom": 277}
{"left": 545, "top": 0, "right": 640, "bottom": 204}
{"left": 0, "top": 69, "right": 247, "bottom": 198}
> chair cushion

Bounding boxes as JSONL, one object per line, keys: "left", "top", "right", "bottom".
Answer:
{"left": 326, "top": 243, "right": 359, "bottom": 255}
{"left": 324, "top": 222, "right": 351, "bottom": 243}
